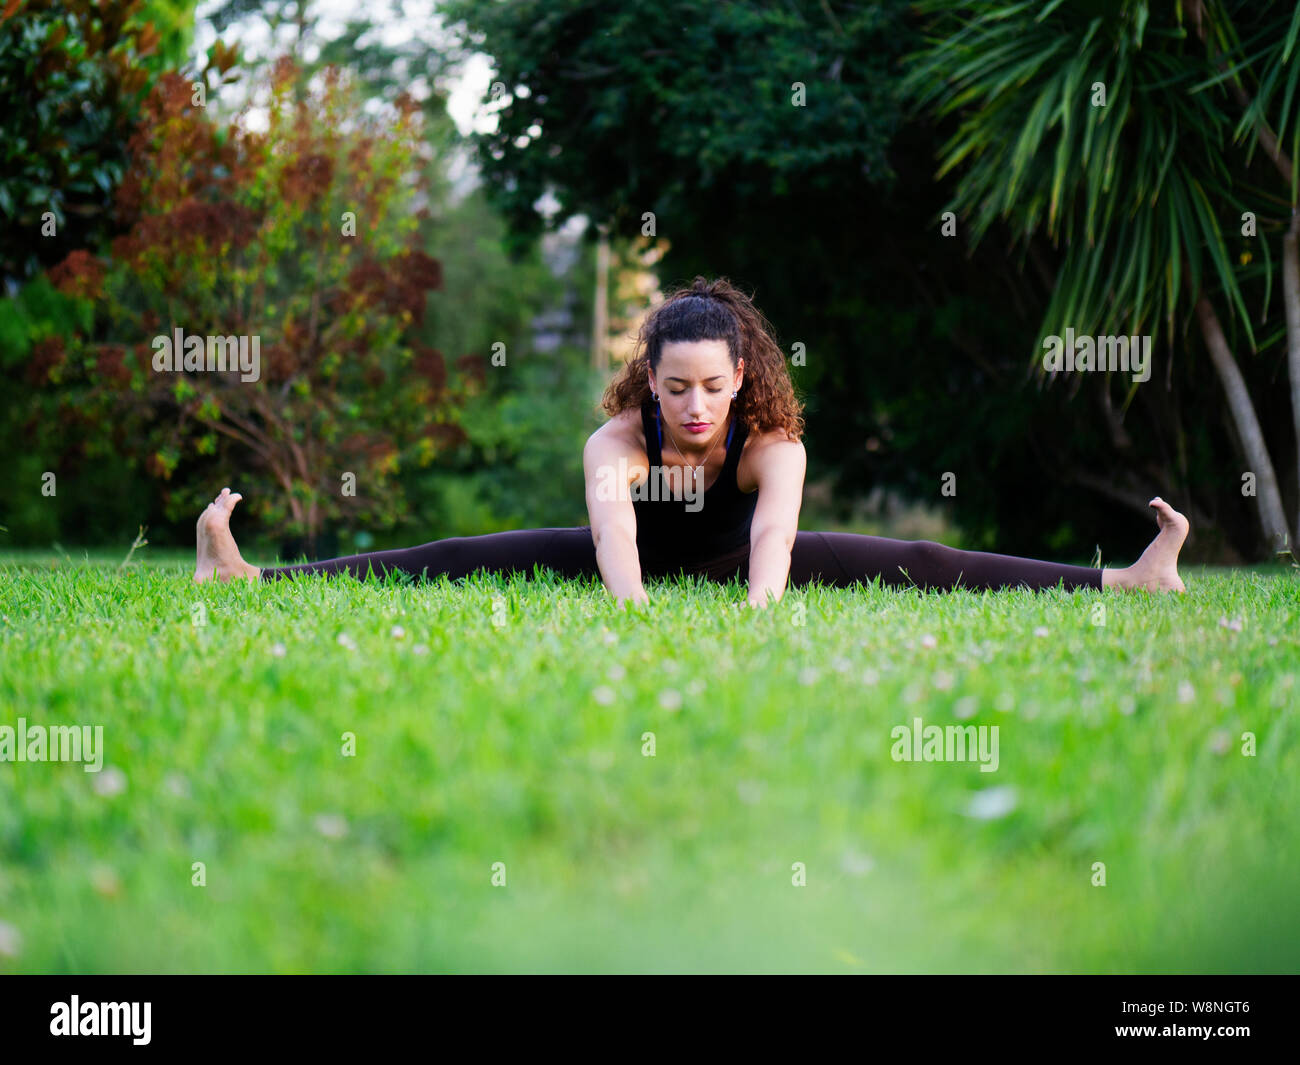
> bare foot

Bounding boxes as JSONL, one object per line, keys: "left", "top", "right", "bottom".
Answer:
{"left": 194, "top": 487, "right": 260, "bottom": 583}
{"left": 1104, "top": 497, "right": 1189, "bottom": 593}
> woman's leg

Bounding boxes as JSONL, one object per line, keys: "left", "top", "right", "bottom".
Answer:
{"left": 787, "top": 531, "right": 1102, "bottom": 591}
{"left": 787, "top": 498, "right": 1188, "bottom": 593}
{"left": 195, "top": 487, "right": 600, "bottom": 584}
{"left": 261, "top": 526, "right": 600, "bottom": 583}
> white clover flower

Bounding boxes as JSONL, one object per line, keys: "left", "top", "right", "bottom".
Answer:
{"left": 337, "top": 633, "right": 357, "bottom": 651}
{"left": 0, "top": 920, "right": 22, "bottom": 959}
{"left": 840, "top": 850, "right": 874, "bottom": 877}
{"left": 90, "top": 864, "right": 121, "bottom": 898}
{"left": 390, "top": 625, "right": 406, "bottom": 639}
{"left": 93, "top": 767, "right": 127, "bottom": 797}
{"left": 920, "top": 634, "right": 938, "bottom": 649}
{"left": 658, "top": 689, "right": 683, "bottom": 712}
{"left": 592, "top": 686, "right": 616, "bottom": 706}
{"left": 313, "top": 814, "right": 348, "bottom": 839}
{"left": 963, "top": 786, "right": 1018, "bottom": 821}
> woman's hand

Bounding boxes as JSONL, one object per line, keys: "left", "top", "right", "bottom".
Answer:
{"left": 619, "top": 588, "right": 650, "bottom": 609}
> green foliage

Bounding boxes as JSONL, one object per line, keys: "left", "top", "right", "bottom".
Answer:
{"left": 138, "top": 0, "right": 198, "bottom": 69}
{"left": 403, "top": 186, "right": 602, "bottom": 539}
{"left": 902, "top": 0, "right": 1300, "bottom": 354}
{"left": 900, "top": 0, "right": 1300, "bottom": 559}
{"left": 201, "top": 0, "right": 460, "bottom": 143}
{"left": 34, "top": 59, "right": 478, "bottom": 549}
{"left": 0, "top": 0, "right": 197, "bottom": 290}
{"left": 442, "top": 0, "right": 909, "bottom": 254}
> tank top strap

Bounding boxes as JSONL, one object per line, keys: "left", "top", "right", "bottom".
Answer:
{"left": 720, "top": 414, "right": 747, "bottom": 482}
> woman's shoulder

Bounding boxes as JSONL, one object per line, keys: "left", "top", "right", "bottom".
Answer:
{"left": 736, "top": 424, "right": 805, "bottom": 494}
{"left": 740, "top": 422, "right": 803, "bottom": 453}
{"left": 586, "top": 405, "right": 650, "bottom": 456}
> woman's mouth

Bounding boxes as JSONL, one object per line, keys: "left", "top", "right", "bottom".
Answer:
{"left": 683, "top": 422, "right": 710, "bottom": 434}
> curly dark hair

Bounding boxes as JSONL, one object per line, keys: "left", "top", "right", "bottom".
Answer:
{"left": 601, "top": 275, "right": 805, "bottom": 442}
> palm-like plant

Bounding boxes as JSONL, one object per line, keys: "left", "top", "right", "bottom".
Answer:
{"left": 903, "top": 0, "right": 1300, "bottom": 557}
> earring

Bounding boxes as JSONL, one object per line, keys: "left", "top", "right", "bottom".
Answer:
{"left": 652, "top": 391, "right": 659, "bottom": 401}
{"left": 731, "top": 391, "right": 737, "bottom": 399}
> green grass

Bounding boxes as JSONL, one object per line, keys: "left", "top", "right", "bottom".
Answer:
{"left": 1, "top": 550, "right": 1297, "bottom": 973}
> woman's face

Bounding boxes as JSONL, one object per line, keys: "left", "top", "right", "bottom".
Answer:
{"left": 648, "top": 340, "right": 744, "bottom": 443}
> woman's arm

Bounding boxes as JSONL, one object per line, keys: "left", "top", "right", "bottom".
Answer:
{"left": 745, "top": 438, "right": 807, "bottom": 608}
{"left": 583, "top": 430, "right": 650, "bottom": 606}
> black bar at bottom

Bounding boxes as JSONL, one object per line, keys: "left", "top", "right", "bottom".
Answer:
{"left": 0, "top": 974, "right": 1294, "bottom": 1053}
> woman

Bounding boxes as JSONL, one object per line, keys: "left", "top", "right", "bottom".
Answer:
{"left": 194, "top": 276, "right": 1189, "bottom": 605}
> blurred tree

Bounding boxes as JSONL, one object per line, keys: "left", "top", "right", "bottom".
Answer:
{"left": 201, "top": 0, "right": 459, "bottom": 140}
{"left": 0, "top": 0, "right": 198, "bottom": 291}
{"left": 0, "top": 0, "right": 201, "bottom": 547}
{"left": 442, "top": 0, "right": 904, "bottom": 257}
{"left": 406, "top": 185, "right": 601, "bottom": 539}
{"left": 34, "top": 59, "right": 478, "bottom": 553}
{"left": 905, "top": 0, "right": 1300, "bottom": 559}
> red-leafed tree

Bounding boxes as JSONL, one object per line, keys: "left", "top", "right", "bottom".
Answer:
{"left": 41, "top": 56, "right": 477, "bottom": 551}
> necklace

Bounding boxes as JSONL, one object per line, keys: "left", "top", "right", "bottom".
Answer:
{"left": 659, "top": 404, "right": 729, "bottom": 490}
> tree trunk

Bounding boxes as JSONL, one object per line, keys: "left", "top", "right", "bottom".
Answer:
{"left": 592, "top": 223, "right": 610, "bottom": 371}
{"left": 1283, "top": 210, "right": 1300, "bottom": 546}
{"left": 1189, "top": 0, "right": 1299, "bottom": 552}
{"left": 1193, "top": 292, "right": 1292, "bottom": 555}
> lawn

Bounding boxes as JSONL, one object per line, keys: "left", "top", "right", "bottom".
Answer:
{"left": 1, "top": 549, "right": 1297, "bottom": 973}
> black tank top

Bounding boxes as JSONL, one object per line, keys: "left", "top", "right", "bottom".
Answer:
{"left": 633, "top": 398, "right": 757, "bottom": 569}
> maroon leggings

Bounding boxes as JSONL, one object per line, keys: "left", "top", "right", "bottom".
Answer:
{"left": 260, "top": 527, "right": 1102, "bottom": 592}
